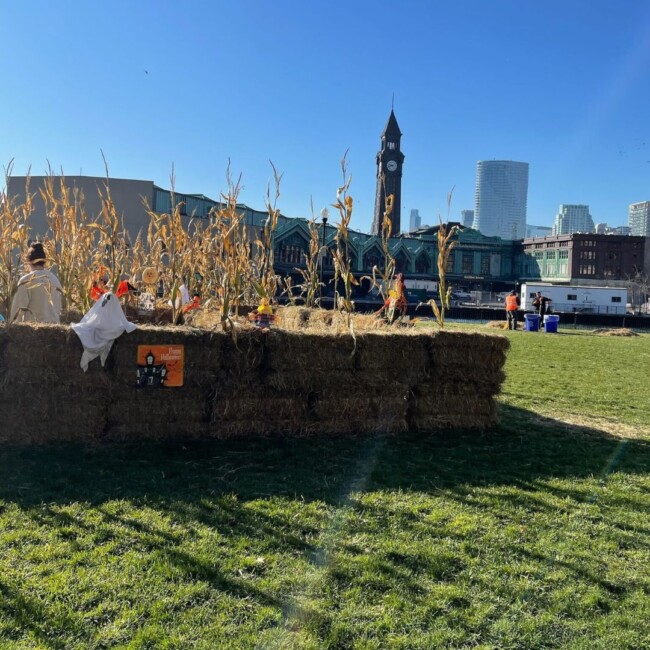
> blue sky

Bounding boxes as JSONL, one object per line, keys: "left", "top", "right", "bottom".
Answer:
{"left": 2, "top": 0, "right": 650, "bottom": 233}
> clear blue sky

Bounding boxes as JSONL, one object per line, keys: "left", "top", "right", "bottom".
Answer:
{"left": 2, "top": 0, "right": 650, "bottom": 233}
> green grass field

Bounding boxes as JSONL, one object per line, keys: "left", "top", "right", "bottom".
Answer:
{"left": 1, "top": 327, "right": 649, "bottom": 649}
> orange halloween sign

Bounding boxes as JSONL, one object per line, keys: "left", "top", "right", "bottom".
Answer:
{"left": 136, "top": 345, "right": 185, "bottom": 388}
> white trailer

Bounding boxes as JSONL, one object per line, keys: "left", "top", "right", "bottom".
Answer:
{"left": 520, "top": 283, "right": 628, "bottom": 315}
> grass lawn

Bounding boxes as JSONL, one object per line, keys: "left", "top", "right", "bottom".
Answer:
{"left": 1, "top": 326, "right": 650, "bottom": 649}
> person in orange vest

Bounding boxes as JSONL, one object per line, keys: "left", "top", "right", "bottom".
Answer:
{"left": 505, "top": 289, "right": 520, "bottom": 330}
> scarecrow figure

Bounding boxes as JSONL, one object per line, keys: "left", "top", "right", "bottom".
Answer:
{"left": 377, "top": 273, "right": 408, "bottom": 324}
{"left": 248, "top": 297, "right": 275, "bottom": 329}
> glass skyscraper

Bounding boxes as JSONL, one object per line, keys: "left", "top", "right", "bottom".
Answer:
{"left": 473, "top": 160, "right": 529, "bottom": 240}
{"left": 629, "top": 201, "right": 650, "bottom": 236}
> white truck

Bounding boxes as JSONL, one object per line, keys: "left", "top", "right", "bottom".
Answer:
{"left": 520, "top": 283, "right": 628, "bottom": 315}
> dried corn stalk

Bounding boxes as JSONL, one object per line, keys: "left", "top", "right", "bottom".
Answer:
{"left": 0, "top": 162, "right": 33, "bottom": 318}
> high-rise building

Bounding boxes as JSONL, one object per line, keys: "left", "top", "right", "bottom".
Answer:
{"left": 629, "top": 201, "right": 650, "bottom": 236}
{"left": 460, "top": 209, "right": 474, "bottom": 228}
{"left": 473, "top": 160, "right": 529, "bottom": 240}
{"left": 372, "top": 109, "right": 405, "bottom": 236}
{"left": 552, "top": 204, "right": 594, "bottom": 235}
{"left": 409, "top": 209, "right": 421, "bottom": 232}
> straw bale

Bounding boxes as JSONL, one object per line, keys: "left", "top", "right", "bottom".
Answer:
{"left": 206, "top": 417, "right": 402, "bottom": 438}
{"left": 206, "top": 419, "right": 306, "bottom": 438}
{"left": 0, "top": 320, "right": 508, "bottom": 443}
{"left": 311, "top": 394, "right": 408, "bottom": 434}
{"left": 0, "top": 363, "right": 114, "bottom": 390}
{"left": 107, "top": 396, "right": 209, "bottom": 425}
{"left": 429, "top": 332, "right": 509, "bottom": 377}
{"left": 354, "top": 334, "right": 432, "bottom": 383}
{"left": 262, "top": 364, "right": 414, "bottom": 393}
{"left": 276, "top": 306, "right": 312, "bottom": 330}
{"left": 407, "top": 380, "right": 500, "bottom": 430}
{"left": 106, "top": 422, "right": 208, "bottom": 442}
{"left": 412, "top": 409, "right": 498, "bottom": 431}
{"left": 590, "top": 328, "right": 639, "bottom": 337}
{"left": 1, "top": 389, "right": 108, "bottom": 443}
{"left": 486, "top": 320, "right": 508, "bottom": 329}
{"left": 310, "top": 393, "right": 406, "bottom": 419}
{"left": 264, "top": 330, "right": 356, "bottom": 372}
{"left": 416, "top": 370, "right": 506, "bottom": 396}
{"left": 210, "top": 396, "right": 305, "bottom": 422}
{"left": 1, "top": 324, "right": 83, "bottom": 369}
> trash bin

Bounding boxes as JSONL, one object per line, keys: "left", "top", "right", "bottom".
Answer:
{"left": 543, "top": 314, "right": 560, "bottom": 333}
{"left": 524, "top": 313, "right": 540, "bottom": 332}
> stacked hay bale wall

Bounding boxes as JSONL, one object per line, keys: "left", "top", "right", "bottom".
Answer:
{"left": 0, "top": 324, "right": 509, "bottom": 444}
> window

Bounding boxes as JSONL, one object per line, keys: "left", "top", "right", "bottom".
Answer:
{"left": 462, "top": 253, "right": 473, "bottom": 274}
{"left": 559, "top": 241, "right": 569, "bottom": 247}
{"left": 276, "top": 235, "right": 308, "bottom": 265}
{"left": 567, "top": 294, "right": 577, "bottom": 301}
{"left": 363, "top": 250, "right": 382, "bottom": 271}
{"left": 545, "top": 242, "right": 555, "bottom": 248}
{"left": 446, "top": 252, "right": 455, "bottom": 273}
{"left": 481, "top": 255, "right": 490, "bottom": 274}
{"left": 546, "top": 251, "right": 556, "bottom": 259}
{"left": 579, "top": 264, "right": 595, "bottom": 275}
{"left": 395, "top": 251, "right": 409, "bottom": 273}
{"left": 611, "top": 296, "right": 622, "bottom": 303}
{"left": 387, "top": 142, "right": 396, "bottom": 150}
{"left": 535, "top": 243, "right": 544, "bottom": 249}
{"left": 415, "top": 252, "right": 430, "bottom": 274}
{"left": 558, "top": 250, "right": 569, "bottom": 259}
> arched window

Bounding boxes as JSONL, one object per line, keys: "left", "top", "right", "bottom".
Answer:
{"left": 275, "top": 233, "right": 308, "bottom": 265}
{"left": 363, "top": 247, "right": 383, "bottom": 272}
{"left": 394, "top": 251, "right": 409, "bottom": 274}
{"left": 415, "top": 251, "right": 430, "bottom": 274}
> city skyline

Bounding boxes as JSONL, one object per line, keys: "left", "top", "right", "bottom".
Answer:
{"left": 2, "top": 1, "right": 650, "bottom": 233}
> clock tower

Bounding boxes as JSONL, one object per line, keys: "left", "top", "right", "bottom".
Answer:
{"left": 372, "top": 109, "right": 405, "bottom": 236}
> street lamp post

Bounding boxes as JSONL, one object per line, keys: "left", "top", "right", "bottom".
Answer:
{"left": 320, "top": 208, "right": 329, "bottom": 301}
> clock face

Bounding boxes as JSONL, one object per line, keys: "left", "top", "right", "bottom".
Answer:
{"left": 386, "top": 160, "right": 398, "bottom": 172}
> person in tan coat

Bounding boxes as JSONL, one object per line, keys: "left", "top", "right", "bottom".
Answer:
{"left": 9, "top": 242, "right": 63, "bottom": 323}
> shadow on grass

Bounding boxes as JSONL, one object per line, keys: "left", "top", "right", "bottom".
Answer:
{"left": 2, "top": 405, "right": 650, "bottom": 647}
{"left": 1, "top": 404, "right": 648, "bottom": 507}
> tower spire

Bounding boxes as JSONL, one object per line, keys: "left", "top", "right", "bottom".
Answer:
{"left": 372, "top": 108, "right": 405, "bottom": 236}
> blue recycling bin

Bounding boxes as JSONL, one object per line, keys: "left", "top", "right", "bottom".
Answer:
{"left": 524, "top": 313, "right": 540, "bottom": 332}
{"left": 543, "top": 314, "right": 560, "bottom": 333}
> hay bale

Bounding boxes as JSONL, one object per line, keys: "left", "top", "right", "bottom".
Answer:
{"left": 0, "top": 319, "right": 509, "bottom": 443}
{"left": 107, "top": 395, "right": 209, "bottom": 425}
{"left": 210, "top": 396, "right": 306, "bottom": 422}
{"left": 106, "top": 422, "right": 208, "bottom": 441}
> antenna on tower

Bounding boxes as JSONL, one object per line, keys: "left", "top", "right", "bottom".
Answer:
{"left": 391, "top": 93, "right": 394, "bottom": 110}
